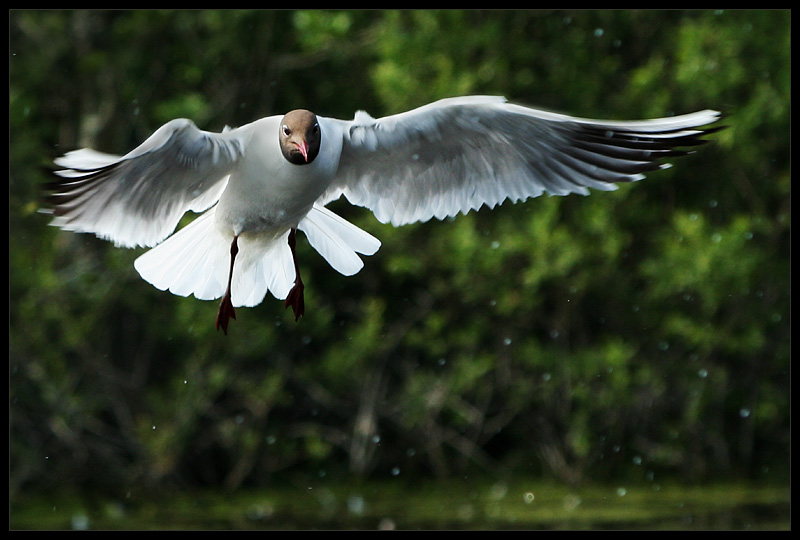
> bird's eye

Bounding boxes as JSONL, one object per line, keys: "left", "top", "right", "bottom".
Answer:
{"left": 282, "top": 125, "right": 291, "bottom": 136}
{"left": 312, "top": 123, "right": 320, "bottom": 134}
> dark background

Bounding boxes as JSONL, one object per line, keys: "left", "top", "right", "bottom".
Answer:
{"left": 10, "top": 10, "right": 789, "bottom": 502}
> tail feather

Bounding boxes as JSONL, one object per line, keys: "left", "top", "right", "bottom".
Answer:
{"left": 133, "top": 204, "right": 381, "bottom": 309}
{"left": 134, "top": 208, "right": 297, "bottom": 307}
{"left": 192, "top": 242, "right": 228, "bottom": 300}
{"left": 299, "top": 204, "right": 381, "bottom": 276}
{"left": 134, "top": 208, "right": 232, "bottom": 301}
{"left": 235, "top": 234, "right": 294, "bottom": 306}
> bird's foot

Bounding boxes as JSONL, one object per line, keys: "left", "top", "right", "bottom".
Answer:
{"left": 284, "top": 282, "right": 305, "bottom": 322}
{"left": 215, "top": 295, "right": 236, "bottom": 335}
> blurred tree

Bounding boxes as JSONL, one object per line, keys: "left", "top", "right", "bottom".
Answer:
{"left": 10, "top": 10, "right": 789, "bottom": 496}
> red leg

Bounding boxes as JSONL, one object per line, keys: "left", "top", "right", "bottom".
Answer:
{"left": 215, "top": 235, "right": 239, "bottom": 335}
{"left": 284, "top": 228, "right": 305, "bottom": 321}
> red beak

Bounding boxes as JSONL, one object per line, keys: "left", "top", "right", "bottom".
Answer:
{"left": 296, "top": 140, "right": 309, "bottom": 162}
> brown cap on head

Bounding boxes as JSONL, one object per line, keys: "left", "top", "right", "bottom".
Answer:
{"left": 279, "top": 110, "right": 321, "bottom": 165}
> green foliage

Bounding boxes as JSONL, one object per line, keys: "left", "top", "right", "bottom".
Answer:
{"left": 10, "top": 10, "right": 789, "bottom": 498}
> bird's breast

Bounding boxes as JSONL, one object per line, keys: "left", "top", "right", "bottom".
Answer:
{"left": 214, "top": 117, "right": 342, "bottom": 237}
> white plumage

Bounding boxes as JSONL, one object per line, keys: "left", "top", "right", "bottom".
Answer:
{"left": 44, "top": 96, "right": 721, "bottom": 332}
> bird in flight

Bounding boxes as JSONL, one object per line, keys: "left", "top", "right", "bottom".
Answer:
{"left": 44, "top": 96, "right": 722, "bottom": 334}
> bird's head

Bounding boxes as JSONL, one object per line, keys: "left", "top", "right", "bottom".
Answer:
{"left": 279, "top": 109, "right": 321, "bottom": 165}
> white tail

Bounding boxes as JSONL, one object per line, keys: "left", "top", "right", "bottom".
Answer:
{"left": 134, "top": 204, "right": 380, "bottom": 308}
{"left": 298, "top": 204, "right": 381, "bottom": 276}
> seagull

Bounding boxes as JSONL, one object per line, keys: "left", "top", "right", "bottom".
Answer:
{"left": 44, "top": 96, "right": 722, "bottom": 334}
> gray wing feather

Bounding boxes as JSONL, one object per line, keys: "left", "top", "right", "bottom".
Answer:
{"left": 324, "top": 96, "right": 722, "bottom": 226}
{"left": 44, "top": 119, "right": 245, "bottom": 247}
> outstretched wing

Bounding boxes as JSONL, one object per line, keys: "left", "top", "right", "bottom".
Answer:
{"left": 323, "top": 96, "right": 722, "bottom": 226}
{"left": 44, "top": 118, "right": 248, "bottom": 247}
